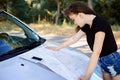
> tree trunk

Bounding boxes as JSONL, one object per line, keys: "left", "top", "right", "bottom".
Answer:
{"left": 55, "top": 0, "right": 60, "bottom": 25}
{"left": 38, "top": 14, "right": 41, "bottom": 23}
{"left": 88, "top": 0, "right": 93, "bottom": 10}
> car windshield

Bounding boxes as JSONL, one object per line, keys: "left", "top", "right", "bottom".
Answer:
{"left": 0, "top": 11, "right": 46, "bottom": 60}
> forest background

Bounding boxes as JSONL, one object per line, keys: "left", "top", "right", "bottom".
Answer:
{"left": 0, "top": 0, "right": 120, "bottom": 41}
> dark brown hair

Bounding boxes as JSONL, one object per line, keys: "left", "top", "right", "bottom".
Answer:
{"left": 62, "top": 1, "right": 96, "bottom": 18}
{"left": 62, "top": 1, "right": 96, "bottom": 32}
{"left": 75, "top": 26, "right": 81, "bottom": 32}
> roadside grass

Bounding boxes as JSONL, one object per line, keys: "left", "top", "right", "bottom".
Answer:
{"left": 29, "top": 22, "right": 120, "bottom": 42}
{"left": 29, "top": 22, "right": 76, "bottom": 36}
{"left": 112, "top": 25, "right": 120, "bottom": 41}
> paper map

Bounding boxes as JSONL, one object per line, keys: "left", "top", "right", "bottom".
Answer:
{"left": 20, "top": 46, "right": 103, "bottom": 80}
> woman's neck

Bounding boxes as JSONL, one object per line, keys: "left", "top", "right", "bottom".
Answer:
{"left": 85, "top": 14, "right": 96, "bottom": 28}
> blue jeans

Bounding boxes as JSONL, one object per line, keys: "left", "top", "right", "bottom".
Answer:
{"left": 99, "top": 52, "right": 120, "bottom": 77}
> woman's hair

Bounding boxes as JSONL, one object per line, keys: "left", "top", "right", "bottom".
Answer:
{"left": 62, "top": 1, "right": 96, "bottom": 32}
{"left": 75, "top": 26, "right": 81, "bottom": 33}
{"left": 62, "top": 1, "right": 96, "bottom": 18}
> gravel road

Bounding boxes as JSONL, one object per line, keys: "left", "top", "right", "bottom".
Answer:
{"left": 41, "top": 34, "right": 120, "bottom": 57}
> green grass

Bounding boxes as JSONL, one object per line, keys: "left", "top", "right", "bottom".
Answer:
{"left": 111, "top": 25, "right": 120, "bottom": 31}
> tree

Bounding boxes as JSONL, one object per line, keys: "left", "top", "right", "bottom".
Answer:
{"left": 93, "top": 0, "right": 120, "bottom": 25}
{"left": 0, "top": 0, "right": 7, "bottom": 11}
{"left": 88, "top": 0, "right": 93, "bottom": 10}
{"left": 54, "top": 0, "right": 60, "bottom": 25}
{"left": 9, "top": 0, "right": 30, "bottom": 22}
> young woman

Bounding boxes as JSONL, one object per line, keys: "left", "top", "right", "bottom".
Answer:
{"left": 45, "top": 1, "right": 120, "bottom": 80}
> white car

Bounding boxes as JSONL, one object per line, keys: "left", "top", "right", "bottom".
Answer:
{"left": 0, "top": 10, "right": 103, "bottom": 80}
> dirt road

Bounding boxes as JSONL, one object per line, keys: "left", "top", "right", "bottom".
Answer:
{"left": 41, "top": 34, "right": 120, "bottom": 57}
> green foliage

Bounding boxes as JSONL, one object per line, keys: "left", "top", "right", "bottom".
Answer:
{"left": 93, "top": 0, "right": 120, "bottom": 25}
{"left": 0, "top": 0, "right": 120, "bottom": 25}
{"left": 8, "top": 0, "right": 40, "bottom": 23}
{"left": 9, "top": 0, "right": 30, "bottom": 22}
{"left": 0, "top": 0, "right": 7, "bottom": 11}
{"left": 111, "top": 25, "right": 120, "bottom": 31}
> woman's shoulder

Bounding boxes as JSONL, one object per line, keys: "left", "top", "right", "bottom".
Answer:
{"left": 94, "top": 16, "right": 109, "bottom": 24}
{"left": 92, "top": 15, "right": 110, "bottom": 28}
{"left": 91, "top": 15, "right": 112, "bottom": 33}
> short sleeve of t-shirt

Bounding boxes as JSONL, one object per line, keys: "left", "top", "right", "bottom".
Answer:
{"left": 80, "top": 16, "right": 117, "bottom": 57}
{"left": 80, "top": 24, "right": 90, "bottom": 34}
{"left": 92, "top": 16, "right": 110, "bottom": 34}
{"left": 80, "top": 17, "right": 109, "bottom": 34}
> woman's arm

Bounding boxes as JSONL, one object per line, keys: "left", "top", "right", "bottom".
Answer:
{"left": 79, "top": 31, "right": 105, "bottom": 80}
{"left": 45, "top": 30, "right": 85, "bottom": 51}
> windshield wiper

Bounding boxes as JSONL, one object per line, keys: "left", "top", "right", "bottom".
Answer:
{"left": 0, "top": 39, "right": 46, "bottom": 62}
{"left": 0, "top": 45, "right": 30, "bottom": 62}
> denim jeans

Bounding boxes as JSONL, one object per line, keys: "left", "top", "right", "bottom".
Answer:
{"left": 99, "top": 52, "right": 120, "bottom": 77}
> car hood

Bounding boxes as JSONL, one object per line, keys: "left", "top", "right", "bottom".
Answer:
{"left": 0, "top": 40, "right": 103, "bottom": 80}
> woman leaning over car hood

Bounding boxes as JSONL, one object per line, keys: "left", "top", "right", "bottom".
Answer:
{"left": 45, "top": 1, "right": 120, "bottom": 80}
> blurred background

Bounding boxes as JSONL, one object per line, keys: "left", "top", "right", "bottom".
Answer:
{"left": 0, "top": 0, "right": 120, "bottom": 40}
{"left": 0, "top": 0, "right": 120, "bottom": 24}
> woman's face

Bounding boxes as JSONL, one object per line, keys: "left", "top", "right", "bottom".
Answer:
{"left": 69, "top": 13, "right": 85, "bottom": 27}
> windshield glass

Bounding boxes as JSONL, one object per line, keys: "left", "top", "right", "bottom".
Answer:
{"left": 0, "top": 11, "right": 45, "bottom": 55}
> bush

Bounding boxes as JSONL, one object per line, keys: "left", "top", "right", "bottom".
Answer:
{"left": 93, "top": 0, "right": 120, "bottom": 25}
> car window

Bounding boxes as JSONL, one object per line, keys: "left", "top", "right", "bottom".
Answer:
{"left": 0, "top": 11, "right": 45, "bottom": 55}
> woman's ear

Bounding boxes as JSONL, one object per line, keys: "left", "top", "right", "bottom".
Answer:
{"left": 78, "top": 12, "right": 85, "bottom": 18}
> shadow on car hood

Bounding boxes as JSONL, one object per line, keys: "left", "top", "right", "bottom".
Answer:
{"left": 0, "top": 41, "right": 103, "bottom": 80}
{"left": 19, "top": 41, "right": 103, "bottom": 80}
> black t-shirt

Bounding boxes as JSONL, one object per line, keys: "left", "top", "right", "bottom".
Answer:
{"left": 80, "top": 16, "right": 117, "bottom": 57}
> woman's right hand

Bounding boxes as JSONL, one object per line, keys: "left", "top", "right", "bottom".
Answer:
{"left": 45, "top": 46, "right": 60, "bottom": 51}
